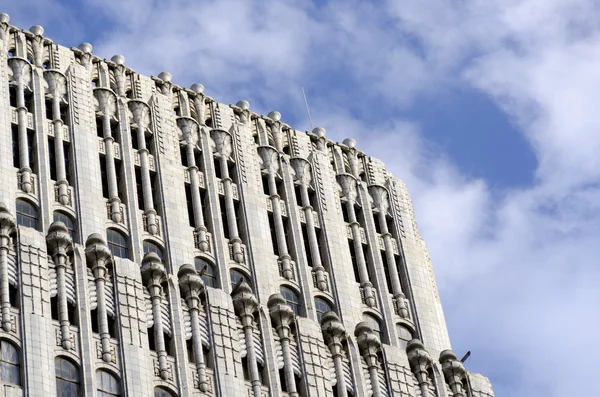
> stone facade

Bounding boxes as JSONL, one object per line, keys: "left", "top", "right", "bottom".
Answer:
{"left": 0, "top": 13, "right": 494, "bottom": 397}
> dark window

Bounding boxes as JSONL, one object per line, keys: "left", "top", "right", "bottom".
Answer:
{"left": 107, "top": 229, "right": 128, "bottom": 259}
{"left": 279, "top": 368, "right": 287, "bottom": 392}
{"left": 12, "top": 125, "right": 19, "bottom": 168}
{"left": 268, "top": 213, "right": 278, "bottom": 256}
{"left": 185, "top": 185, "right": 195, "bottom": 228}
{"left": 213, "top": 157, "right": 222, "bottom": 179}
{"left": 26, "top": 130, "right": 36, "bottom": 173}
{"left": 262, "top": 174, "right": 270, "bottom": 195}
{"left": 147, "top": 328, "right": 156, "bottom": 352}
{"left": 115, "top": 160, "right": 124, "bottom": 201}
{"left": 51, "top": 297, "right": 59, "bottom": 320}
{"left": 9, "top": 87, "right": 17, "bottom": 107}
{"left": 63, "top": 142, "right": 71, "bottom": 183}
{"left": 154, "top": 387, "right": 175, "bottom": 397}
{"left": 219, "top": 196, "right": 229, "bottom": 239}
{"left": 280, "top": 286, "right": 301, "bottom": 316}
{"left": 373, "top": 212, "right": 382, "bottom": 234}
{"left": 381, "top": 253, "right": 393, "bottom": 293}
{"left": 230, "top": 269, "right": 248, "bottom": 290}
{"left": 7, "top": 48, "right": 15, "bottom": 57}
{"left": 314, "top": 297, "right": 333, "bottom": 324}
{"left": 341, "top": 202, "right": 350, "bottom": 223}
{"left": 143, "top": 241, "right": 164, "bottom": 261}
{"left": 348, "top": 241, "right": 360, "bottom": 283}
{"left": 48, "top": 138, "right": 56, "bottom": 180}
{"left": 60, "top": 105, "right": 67, "bottom": 122}
{"left": 55, "top": 357, "right": 80, "bottom": 397}
{"left": 99, "top": 157, "right": 109, "bottom": 199}
{"left": 110, "top": 122, "right": 120, "bottom": 142}
{"left": 130, "top": 127, "right": 139, "bottom": 150}
{"left": 294, "top": 185, "right": 303, "bottom": 206}
{"left": 45, "top": 99, "right": 54, "bottom": 120}
{"left": 16, "top": 199, "right": 39, "bottom": 230}
{"left": 42, "top": 60, "right": 50, "bottom": 69}
{"left": 186, "top": 339, "right": 195, "bottom": 363}
{"left": 0, "top": 341, "right": 21, "bottom": 386}
{"left": 301, "top": 224, "right": 312, "bottom": 268}
{"left": 23, "top": 91, "right": 33, "bottom": 113}
{"left": 53, "top": 212, "right": 77, "bottom": 242}
{"left": 173, "top": 106, "right": 181, "bottom": 117}
{"left": 151, "top": 173, "right": 159, "bottom": 211}
{"left": 96, "top": 370, "right": 121, "bottom": 397}
{"left": 195, "top": 258, "right": 216, "bottom": 288}
{"left": 96, "top": 118, "right": 104, "bottom": 138}
{"left": 135, "top": 168, "right": 144, "bottom": 210}
{"left": 180, "top": 146, "right": 188, "bottom": 167}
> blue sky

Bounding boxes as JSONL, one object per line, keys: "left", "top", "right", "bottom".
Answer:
{"left": 5, "top": 1, "right": 600, "bottom": 396}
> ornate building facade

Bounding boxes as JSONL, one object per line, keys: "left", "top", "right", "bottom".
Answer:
{"left": 0, "top": 13, "right": 494, "bottom": 397}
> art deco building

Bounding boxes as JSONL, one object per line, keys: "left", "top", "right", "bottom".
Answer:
{"left": 0, "top": 13, "right": 494, "bottom": 397}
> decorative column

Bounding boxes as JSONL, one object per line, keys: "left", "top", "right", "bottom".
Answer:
{"left": 268, "top": 293, "right": 298, "bottom": 397}
{"left": 406, "top": 339, "right": 433, "bottom": 397}
{"left": 0, "top": 13, "right": 10, "bottom": 43}
{"left": 312, "top": 127, "right": 327, "bottom": 152}
{"left": 337, "top": 173, "right": 376, "bottom": 307}
{"left": 129, "top": 100, "right": 159, "bottom": 235}
{"left": 45, "top": 70, "right": 71, "bottom": 205}
{"left": 0, "top": 204, "right": 16, "bottom": 332}
{"left": 46, "top": 221, "right": 74, "bottom": 350}
{"left": 73, "top": 43, "right": 94, "bottom": 71}
{"left": 232, "top": 281, "right": 261, "bottom": 397}
{"left": 141, "top": 252, "right": 169, "bottom": 380}
{"left": 8, "top": 57, "right": 33, "bottom": 193}
{"left": 232, "top": 100, "right": 251, "bottom": 125}
{"left": 94, "top": 88, "right": 122, "bottom": 223}
{"left": 85, "top": 233, "right": 113, "bottom": 362}
{"left": 177, "top": 264, "right": 209, "bottom": 391}
{"left": 259, "top": 146, "right": 293, "bottom": 279}
{"left": 368, "top": 184, "right": 410, "bottom": 318}
{"left": 440, "top": 350, "right": 468, "bottom": 397}
{"left": 321, "top": 312, "right": 348, "bottom": 397}
{"left": 211, "top": 129, "right": 244, "bottom": 263}
{"left": 265, "top": 111, "right": 285, "bottom": 151}
{"left": 177, "top": 117, "right": 209, "bottom": 251}
{"left": 354, "top": 322, "right": 382, "bottom": 397}
{"left": 291, "top": 157, "right": 326, "bottom": 290}
{"left": 342, "top": 138, "right": 361, "bottom": 178}
{"left": 187, "top": 83, "right": 207, "bottom": 126}
{"left": 107, "top": 55, "right": 127, "bottom": 97}
{"left": 23, "top": 25, "right": 46, "bottom": 68}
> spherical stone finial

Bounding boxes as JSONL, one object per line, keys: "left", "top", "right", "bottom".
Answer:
{"left": 84, "top": 233, "right": 111, "bottom": 264}
{"left": 190, "top": 83, "right": 204, "bottom": 93}
{"left": 343, "top": 137, "right": 356, "bottom": 148}
{"left": 236, "top": 100, "right": 250, "bottom": 110}
{"left": 30, "top": 25, "right": 44, "bottom": 36}
{"left": 111, "top": 54, "right": 125, "bottom": 65}
{"left": 0, "top": 13, "right": 10, "bottom": 24}
{"left": 0, "top": 202, "right": 16, "bottom": 232}
{"left": 267, "top": 111, "right": 281, "bottom": 121}
{"left": 312, "top": 127, "right": 326, "bottom": 138}
{"left": 158, "top": 71, "right": 172, "bottom": 82}
{"left": 78, "top": 42, "right": 93, "bottom": 54}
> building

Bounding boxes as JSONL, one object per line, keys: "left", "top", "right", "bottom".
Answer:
{"left": 0, "top": 13, "right": 494, "bottom": 397}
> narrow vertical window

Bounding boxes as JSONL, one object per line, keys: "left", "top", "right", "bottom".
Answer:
{"left": 55, "top": 357, "right": 80, "bottom": 396}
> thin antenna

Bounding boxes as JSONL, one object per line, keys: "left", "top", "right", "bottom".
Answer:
{"left": 302, "top": 86, "right": 314, "bottom": 130}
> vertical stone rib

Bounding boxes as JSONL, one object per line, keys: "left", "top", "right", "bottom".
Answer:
{"left": 233, "top": 282, "right": 261, "bottom": 397}
{"left": 0, "top": 204, "right": 16, "bottom": 332}
{"left": 95, "top": 88, "right": 122, "bottom": 223}
{"left": 85, "top": 233, "right": 113, "bottom": 362}
{"left": 9, "top": 58, "right": 33, "bottom": 193}
{"left": 355, "top": 322, "right": 382, "bottom": 397}
{"left": 46, "top": 221, "right": 74, "bottom": 350}
{"left": 212, "top": 129, "right": 244, "bottom": 263}
{"left": 338, "top": 173, "right": 376, "bottom": 307}
{"left": 321, "top": 312, "right": 349, "bottom": 397}
{"left": 259, "top": 146, "right": 292, "bottom": 279}
{"left": 45, "top": 70, "right": 70, "bottom": 205}
{"left": 268, "top": 293, "right": 299, "bottom": 397}
{"left": 292, "top": 157, "right": 327, "bottom": 291}
{"left": 141, "top": 252, "right": 169, "bottom": 380}
{"left": 370, "top": 185, "right": 410, "bottom": 318}
{"left": 130, "top": 100, "right": 157, "bottom": 235}
{"left": 178, "top": 264, "right": 209, "bottom": 391}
